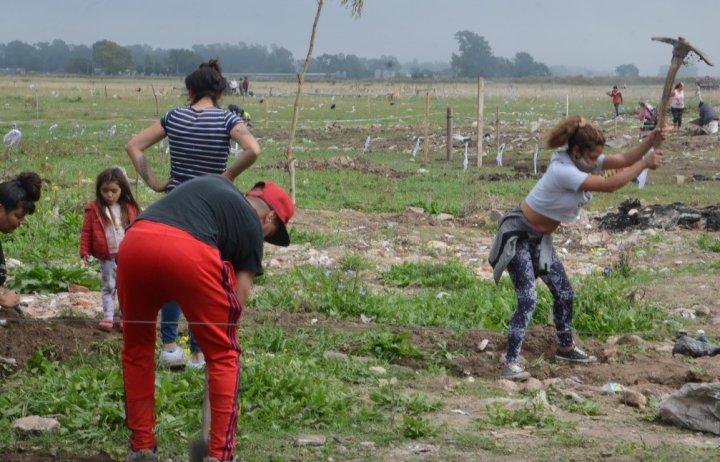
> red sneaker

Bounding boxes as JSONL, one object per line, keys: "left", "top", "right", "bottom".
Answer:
{"left": 97, "top": 320, "right": 113, "bottom": 332}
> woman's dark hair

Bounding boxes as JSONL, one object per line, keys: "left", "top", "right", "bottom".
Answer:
{"left": 185, "top": 58, "right": 227, "bottom": 105}
{"left": 95, "top": 167, "right": 141, "bottom": 226}
{"left": 0, "top": 172, "right": 42, "bottom": 214}
{"left": 546, "top": 115, "right": 606, "bottom": 155}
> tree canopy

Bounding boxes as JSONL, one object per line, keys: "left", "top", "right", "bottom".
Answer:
{"left": 451, "top": 30, "right": 550, "bottom": 78}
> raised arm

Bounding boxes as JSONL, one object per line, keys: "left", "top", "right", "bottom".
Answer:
{"left": 224, "top": 123, "right": 261, "bottom": 181}
{"left": 581, "top": 149, "right": 663, "bottom": 193}
{"left": 602, "top": 128, "right": 666, "bottom": 170}
{"left": 125, "top": 121, "right": 171, "bottom": 192}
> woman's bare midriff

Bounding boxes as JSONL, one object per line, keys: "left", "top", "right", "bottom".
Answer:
{"left": 520, "top": 200, "right": 560, "bottom": 234}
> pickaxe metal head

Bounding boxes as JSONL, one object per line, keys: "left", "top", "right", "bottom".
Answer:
{"left": 652, "top": 36, "right": 714, "bottom": 66}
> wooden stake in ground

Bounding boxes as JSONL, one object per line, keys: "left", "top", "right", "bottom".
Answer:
{"left": 423, "top": 92, "right": 429, "bottom": 163}
{"left": 151, "top": 84, "right": 159, "bottom": 116}
{"left": 476, "top": 77, "right": 484, "bottom": 167}
{"left": 446, "top": 107, "right": 453, "bottom": 161}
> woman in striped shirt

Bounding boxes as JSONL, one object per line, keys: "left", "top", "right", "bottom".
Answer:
{"left": 125, "top": 58, "right": 260, "bottom": 370}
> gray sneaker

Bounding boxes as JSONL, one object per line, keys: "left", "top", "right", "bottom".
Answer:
{"left": 126, "top": 449, "right": 157, "bottom": 462}
{"left": 501, "top": 363, "right": 530, "bottom": 381}
{"left": 159, "top": 346, "right": 186, "bottom": 367}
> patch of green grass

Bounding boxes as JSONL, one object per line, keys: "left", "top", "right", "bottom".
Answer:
{"left": 252, "top": 263, "right": 666, "bottom": 338}
{"left": 287, "top": 228, "right": 343, "bottom": 247}
{"left": 7, "top": 262, "right": 100, "bottom": 293}
{"left": 476, "top": 401, "right": 572, "bottom": 431}
{"left": 382, "top": 260, "right": 476, "bottom": 290}
{"left": 696, "top": 234, "right": 720, "bottom": 252}
{"left": 369, "top": 386, "right": 442, "bottom": 415}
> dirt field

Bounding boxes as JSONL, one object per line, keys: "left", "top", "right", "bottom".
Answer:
{"left": 2, "top": 90, "right": 720, "bottom": 459}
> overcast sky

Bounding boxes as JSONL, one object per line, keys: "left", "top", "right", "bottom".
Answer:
{"left": 2, "top": 0, "right": 719, "bottom": 76}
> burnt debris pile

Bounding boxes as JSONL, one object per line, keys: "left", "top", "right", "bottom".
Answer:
{"left": 597, "top": 199, "right": 720, "bottom": 232}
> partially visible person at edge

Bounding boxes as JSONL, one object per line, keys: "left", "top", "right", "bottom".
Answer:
{"left": 607, "top": 85, "right": 623, "bottom": 117}
{"left": 696, "top": 101, "right": 719, "bottom": 134}
{"left": 0, "top": 172, "right": 42, "bottom": 309}
{"left": 489, "top": 116, "right": 666, "bottom": 381}
{"left": 80, "top": 167, "right": 141, "bottom": 332}
{"left": 124, "top": 58, "right": 260, "bottom": 369}
{"left": 670, "top": 81, "right": 685, "bottom": 129}
{"left": 118, "top": 175, "right": 294, "bottom": 462}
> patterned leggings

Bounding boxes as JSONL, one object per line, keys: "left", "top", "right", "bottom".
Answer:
{"left": 505, "top": 237, "right": 574, "bottom": 364}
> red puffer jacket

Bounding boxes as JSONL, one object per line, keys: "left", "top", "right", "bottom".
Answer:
{"left": 80, "top": 201, "right": 139, "bottom": 260}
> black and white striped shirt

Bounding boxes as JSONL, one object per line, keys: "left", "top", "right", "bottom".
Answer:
{"left": 161, "top": 106, "right": 242, "bottom": 191}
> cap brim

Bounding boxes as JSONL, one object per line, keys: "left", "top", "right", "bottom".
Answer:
{"left": 264, "top": 221, "right": 290, "bottom": 247}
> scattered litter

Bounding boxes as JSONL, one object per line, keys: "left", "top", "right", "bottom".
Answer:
{"left": 478, "top": 339, "right": 489, "bottom": 351}
{"left": 600, "top": 382, "right": 626, "bottom": 395}
{"left": 450, "top": 409, "right": 470, "bottom": 416}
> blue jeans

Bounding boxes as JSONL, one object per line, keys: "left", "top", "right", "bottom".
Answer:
{"left": 160, "top": 301, "right": 201, "bottom": 354}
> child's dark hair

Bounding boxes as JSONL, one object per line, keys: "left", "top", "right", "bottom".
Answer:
{"left": 0, "top": 172, "right": 42, "bottom": 214}
{"left": 95, "top": 167, "right": 140, "bottom": 226}
{"left": 546, "top": 115, "right": 606, "bottom": 154}
{"left": 185, "top": 58, "right": 227, "bottom": 105}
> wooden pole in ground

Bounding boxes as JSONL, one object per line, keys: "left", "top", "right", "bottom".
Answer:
{"left": 495, "top": 106, "right": 500, "bottom": 150}
{"left": 477, "top": 77, "right": 484, "bottom": 167}
{"left": 151, "top": 84, "right": 159, "bottom": 116}
{"left": 446, "top": 107, "right": 453, "bottom": 161}
{"left": 423, "top": 92, "right": 430, "bottom": 163}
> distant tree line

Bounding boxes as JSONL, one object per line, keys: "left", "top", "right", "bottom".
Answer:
{"left": 1, "top": 32, "right": 554, "bottom": 79}
{"left": 0, "top": 39, "right": 297, "bottom": 76}
{"left": 450, "top": 30, "right": 550, "bottom": 78}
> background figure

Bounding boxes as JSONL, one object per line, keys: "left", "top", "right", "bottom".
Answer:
{"left": 607, "top": 85, "right": 623, "bottom": 117}
{"left": 0, "top": 172, "right": 42, "bottom": 309}
{"left": 694, "top": 101, "right": 719, "bottom": 134}
{"left": 670, "top": 82, "right": 685, "bottom": 129}
{"left": 638, "top": 101, "right": 658, "bottom": 132}
{"left": 80, "top": 168, "right": 140, "bottom": 332}
{"left": 125, "top": 58, "right": 260, "bottom": 369}
{"left": 229, "top": 78, "right": 239, "bottom": 95}
{"left": 241, "top": 76, "right": 249, "bottom": 96}
{"left": 489, "top": 116, "right": 665, "bottom": 381}
{"left": 118, "top": 175, "right": 294, "bottom": 462}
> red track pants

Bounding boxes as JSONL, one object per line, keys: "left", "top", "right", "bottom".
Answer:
{"left": 117, "top": 220, "right": 242, "bottom": 461}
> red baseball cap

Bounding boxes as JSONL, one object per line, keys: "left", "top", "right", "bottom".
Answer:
{"left": 247, "top": 181, "right": 294, "bottom": 246}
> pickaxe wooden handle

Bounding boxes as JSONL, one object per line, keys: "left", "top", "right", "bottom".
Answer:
{"left": 652, "top": 36, "right": 714, "bottom": 149}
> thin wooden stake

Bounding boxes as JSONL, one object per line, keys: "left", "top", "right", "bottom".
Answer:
{"left": 446, "top": 107, "right": 453, "bottom": 161}
{"left": 423, "top": 92, "right": 430, "bottom": 163}
{"left": 477, "top": 77, "right": 484, "bottom": 167}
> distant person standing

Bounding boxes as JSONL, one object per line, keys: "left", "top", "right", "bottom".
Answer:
{"left": 607, "top": 85, "right": 623, "bottom": 117}
{"left": 671, "top": 82, "right": 685, "bottom": 129}
{"left": 229, "top": 78, "right": 239, "bottom": 96}
{"left": 241, "top": 76, "right": 249, "bottom": 96}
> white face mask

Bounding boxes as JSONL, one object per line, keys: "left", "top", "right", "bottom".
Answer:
{"left": 573, "top": 155, "right": 596, "bottom": 173}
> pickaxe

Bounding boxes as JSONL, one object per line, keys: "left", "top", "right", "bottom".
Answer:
{"left": 652, "top": 36, "right": 714, "bottom": 148}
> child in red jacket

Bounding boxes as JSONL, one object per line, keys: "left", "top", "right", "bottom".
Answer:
{"left": 80, "top": 168, "right": 140, "bottom": 331}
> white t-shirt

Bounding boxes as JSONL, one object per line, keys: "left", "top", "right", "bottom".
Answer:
{"left": 525, "top": 150, "right": 605, "bottom": 223}
{"left": 104, "top": 204, "right": 125, "bottom": 254}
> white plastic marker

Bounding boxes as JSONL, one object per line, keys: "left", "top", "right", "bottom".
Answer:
{"left": 3, "top": 128, "right": 22, "bottom": 147}
{"left": 49, "top": 124, "right": 59, "bottom": 133}
{"left": 411, "top": 137, "right": 420, "bottom": 159}
{"left": 636, "top": 147, "right": 652, "bottom": 188}
{"left": 496, "top": 143, "right": 506, "bottom": 167}
{"left": 109, "top": 125, "right": 117, "bottom": 136}
{"left": 463, "top": 141, "right": 469, "bottom": 171}
{"left": 363, "top": 136, "right": 371, "bottom": 153}
{"left": 532, "top": 144, "right": 540, "bottom": 174}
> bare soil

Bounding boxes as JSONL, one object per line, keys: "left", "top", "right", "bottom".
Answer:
{"left": 4, "top": 122, "right": 720, "bottom": 460}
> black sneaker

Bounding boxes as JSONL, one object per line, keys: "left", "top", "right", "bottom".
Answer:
{"left": 555, "top": 346, "right": 596, "bottom": 363}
